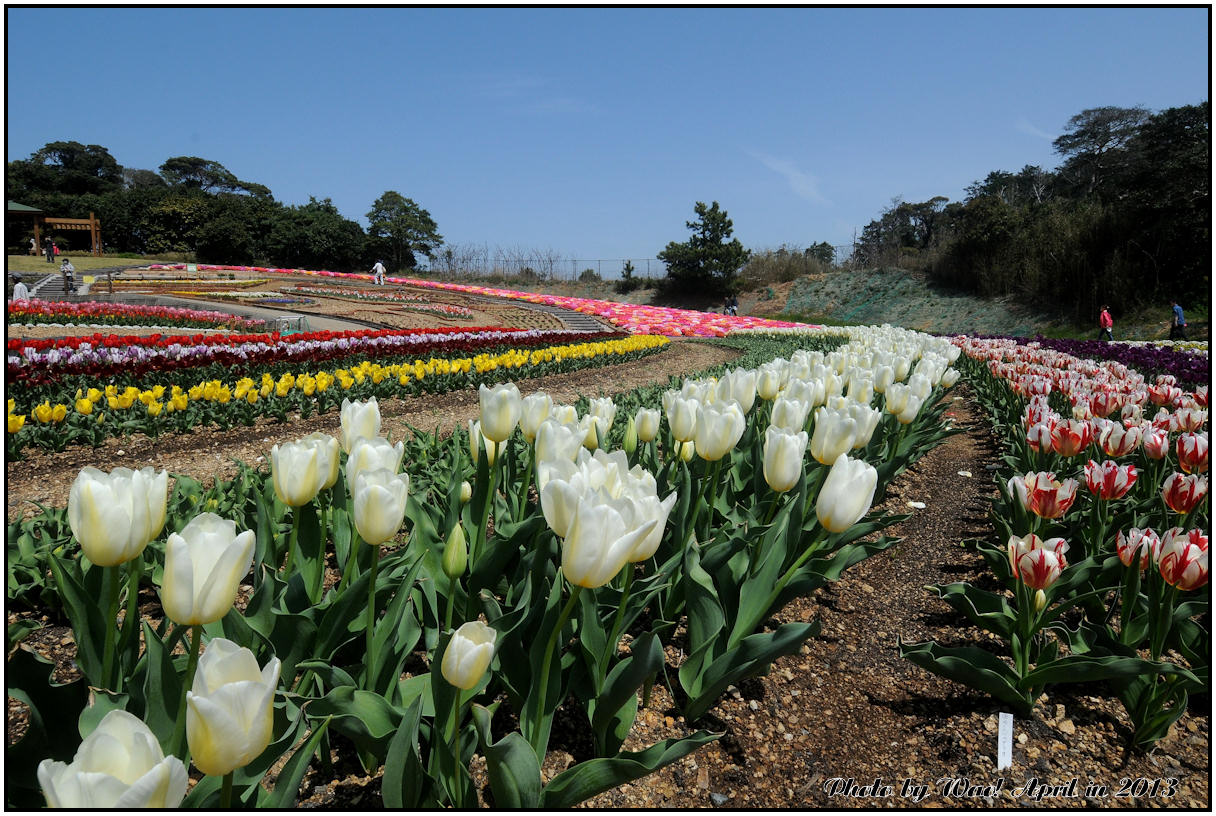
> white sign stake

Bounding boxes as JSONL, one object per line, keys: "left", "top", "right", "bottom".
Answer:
{"left": 997, "top": 712, "right": 1014, "bottom": 770}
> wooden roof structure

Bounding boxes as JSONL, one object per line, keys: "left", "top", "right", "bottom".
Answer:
{"left": 8, "top": 201, "right": 102, "bottom": 256}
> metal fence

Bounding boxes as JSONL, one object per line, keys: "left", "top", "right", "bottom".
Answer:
{"left": 423, "top": 245, "right": 856, "bottom": 281}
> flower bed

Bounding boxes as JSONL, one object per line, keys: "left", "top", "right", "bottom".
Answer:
{"left": 901, "top": 334, "right": 1209, "bottom": 750}
{"left": 8, "top": 326, "right": 967, "bottom": 809}
{"left": 6, "top": 334, "right": 670, "bottom": 453}
{"left": 146, "top": 264, "right": 817, "bottom": 337}
{"left": 8, "top": 300, "right": 265, "bottom": 332}
{"left": 6, "top": 327, "right": 615, "bottom": 387}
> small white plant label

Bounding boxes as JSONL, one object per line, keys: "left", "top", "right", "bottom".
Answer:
{"left": 997, "top": 712, "right": 1014, "bottom": 770}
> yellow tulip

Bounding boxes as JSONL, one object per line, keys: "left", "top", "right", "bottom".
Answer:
{"left": 33, "top": 402, "right": 53, "bottom": 423}
{"left": 8, "top": 414, "right": 26, "bottom": 433}
{"left": 146, "top": 401, "right": 163, "bottom": 417}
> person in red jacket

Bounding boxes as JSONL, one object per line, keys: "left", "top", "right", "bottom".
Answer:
{"left": 1098, "top": 305, "right": 1113, "bottom": 341}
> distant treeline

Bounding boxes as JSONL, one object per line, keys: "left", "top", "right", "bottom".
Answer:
{"left": 850, "top": 103, "right": 1210, "bottom": 321}
{"left": 6, "top": 147, "right": 441, "bottom": 273}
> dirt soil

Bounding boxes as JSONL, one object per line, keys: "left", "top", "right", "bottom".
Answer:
{"left": 6, "top": 288, "right": 1210, "bottom": 809}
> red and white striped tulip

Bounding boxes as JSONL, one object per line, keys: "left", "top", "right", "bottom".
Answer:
{"left": 1173, "top": 408, "right": 1208, "bottom": 434}
{"left": 1157, "top": 528, "right": 1209, "bottom": 591}
{"left": 1050, "top": 418, "right": 1094, "bottom": 457}
{"left": 1099, "top": 422, "right": 1142, "bottom": 458}
{"left": 1083, "top": 459, "right": 1138, "bottom": 501}
{"left": 1006, "top": 533, "right": 1069, "bottom": 590}
{"left": 1161, "top": 472, "right": 1208, "bottom": 515}
{"left": 1115, "top": 527, "right": 1161, "bottom": 571}
{"left": 1142, "top": 427, "right": 1171, "bottom": 460}
{"left": 1008, "top": 471, "right": 1079, "bottom": 519}
{"left": 1176, "top": 432, "right": 1209, "bottom": 474}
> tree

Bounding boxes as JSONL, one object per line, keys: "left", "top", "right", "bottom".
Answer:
{"left": 365, "top": 191, "right": 443, "bottom": 271}
{"left": 266, "top": 197, "right": 366, "bottom": 272}
{"left": 9, "top": 141, "right": 123, "bottom": 196}
{"left": 159, "top": 156, "right": 270, "bottom": 197}
{"left": 123, "top": 168, "right": 167, "bottom": 189}
{"left": 657, "top": 201, "right": 750, "bottom": 297}
{"left": 1052, "top": 106, "right": 1150, "bottom": 198}
{"left": 804, "top": 241, "right": 835, "bottom": 265}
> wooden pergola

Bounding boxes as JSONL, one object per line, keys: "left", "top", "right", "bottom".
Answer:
{"left": 8, "top": 201, "right": 103, "bottom": 256}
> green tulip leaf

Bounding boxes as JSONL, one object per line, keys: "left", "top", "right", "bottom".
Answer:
{"left": 590, "top": 632, "right": 664, "bottom": 756}
{"left": 382, "top": 697, "right": 429, "bottom": 808}
{"left": 684, "top": 622, "right": 819, "bottom": 721}
{"left": 45, "top": 555, "right": 107, "bottom": 687}
{"left": 5, "top": 646, "right": 91, "bottom": 809}
{"left": 471, "top": 704, "right": 543, "bottom": 808}
{"left": 1023, "top": 654, "right": 1203, "bottom": 690}
{"left": 898, "top": 638, "right": 1030, "bottom": 715}
{"left": 307, "top": 685, "right": 403, "bottom": 769}
{"left": 260, "top": 716, "right": 331, "bottom": 808}
{"left": 927, "top": 582, "right": 1016, "bottom": 638}
{"left": 540, "top": 731, "right": 720, "bottom": 809}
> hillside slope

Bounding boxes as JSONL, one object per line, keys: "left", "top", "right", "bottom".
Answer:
{"left": 740, "top": 267, "right": 1207, "bottom": 340}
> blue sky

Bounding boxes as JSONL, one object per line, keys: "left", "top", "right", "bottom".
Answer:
{"left": 6, "top": 6, "right": 1209, "bottom": 267}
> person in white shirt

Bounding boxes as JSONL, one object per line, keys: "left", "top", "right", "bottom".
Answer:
{"left": 370, "top": 260, "right": 386, "bottom": 285}
{"left": 11, "top": 275, "right": 29, "bottom": 300}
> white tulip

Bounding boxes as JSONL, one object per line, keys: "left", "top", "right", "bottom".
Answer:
{"left": 68, "top": 466, "right": 168, "bottom": 567}
{"left": 161, "top": 513, "right": 255, "bottom": 626}
{"left": 479, "top": 383, "right": 522, "bottom": 443}
{"left": 519, "top": 392, "right": 553, "bottom": 443}
{"left": 441, "top": 621, "right": 497, "bottom": 690}
{"left": 38, "top": 710, "right": 188, "bottom": 808}
{"left": 340, "top": 397, "right": 381, "bottom": 453}
{"left": 186, "top": 639, "right": 281, "bottom": 777}
{"left": 816, "top": 453, "right": 878, "bottom": 533}
{"left": 351, "top": 468, "right": 410, "bottom": 546}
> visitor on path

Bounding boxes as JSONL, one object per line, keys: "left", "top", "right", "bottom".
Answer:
{"left": 43, "top": 236, "right": 54, "bottom": 263}
{"left": 28, "top": 237, "right": 36, "bottom": 256}
{"left": 61, "top": 258, "right": 76, "bottom": 295}
{"left": 53, "top": 243, "right": 60, "bottom": 257}
{"left": 371, "top": 259, "right": 386, "bottom": 285}
{"left": 1098, "top": 305, "right": 1113, "bottom": 341}
{"left": 11, "top": 274, "right": 29, "bottom": 301}
{"left": 1169, "top": 300, "right": 1187, "bottom": 341}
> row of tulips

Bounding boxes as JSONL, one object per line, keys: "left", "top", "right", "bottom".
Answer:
{"left": 283, "top": 283, "right": 470, "bottom": 313}
{"left": 7, "top": 325, "right": 608, "bottom": 386}
{"left": 6, "top": 335, "right": 670, "bottom": 454}
{"left": 8, "top": 326, "right": 962, "bottom": 808}
{"left": 7, "top": 299, "right": 267, "bottom": 332}
{"left": 901, "top": 335, "right": 1208, "bottom": 749}
{"left": 147, "top": 263, "right": 816, "bottom": 337}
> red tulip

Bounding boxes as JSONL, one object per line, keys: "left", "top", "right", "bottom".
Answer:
{"left": 1157, "top": 528, "right": 1209, "bottom": 591}
{"left": 1161, "top": 472, "right": 1208, "bottom": 514}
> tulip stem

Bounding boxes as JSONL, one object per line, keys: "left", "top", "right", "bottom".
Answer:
{"left": 118, "top": 554, "right": 144, "bottom": 691}
{"left": 337, "top": 532, "right": 362, "bottom": 593}
{"left": 100, "top": 564, "right": 121, "bottom": 690}
{"left": 220, "top": 772, "right": 234, "bottom": 808}
{"left": 516, "top": 445, "right": 535, "bottom": 519}
{"left": 172, "top": 624, "right": 203, "bottom": 761}
{"left": 529, "top": 585, "right": 582, "bottom": 759}
{"left": 282, "top": 507, "right": 301, "bottom": 575}
{"left": 445, "top": 574, "right": 457, "bottom": 632}
{"left": 599, "top": 567, "right": 634, "bottom": 691}
{"left": 364, "top": 541, "right": 382, "bottom": 691}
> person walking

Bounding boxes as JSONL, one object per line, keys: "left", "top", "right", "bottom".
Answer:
{"left": 1169, "top": 300, "right": 1187, "bottom": 341}
{"left": 1098, "top": 305, "right": 1113, "bottom": 341}
{"left": 370, "top": 259, "right": 386, "bottom": 285}
{"left": 28, "top": 237, "right": 36, "bottom": 256}
{"left": 11, "top": 274, "right": 29, "bottom": 300}
{"left": 43, "top": 236, "right": 54, "bottom": 263}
